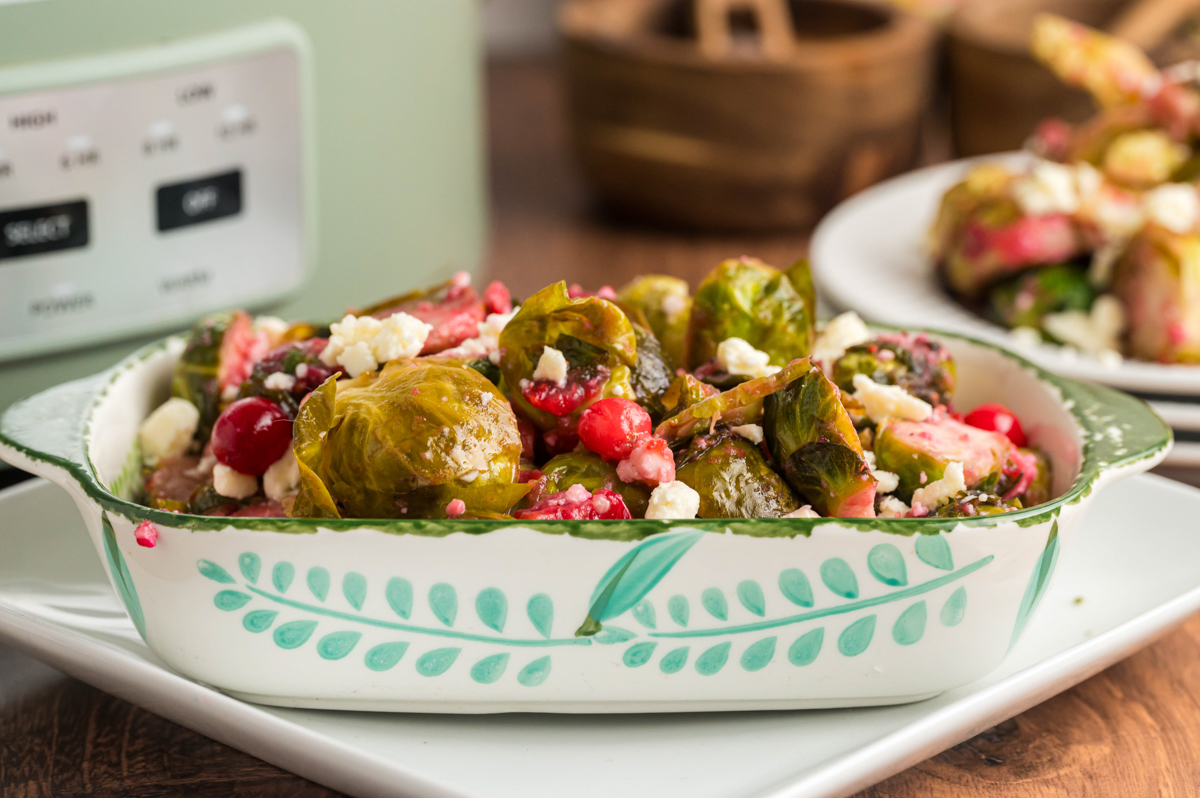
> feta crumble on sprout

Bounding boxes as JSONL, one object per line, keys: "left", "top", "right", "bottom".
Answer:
{"left": 1042, "top": 294, "right": 1125, "bottom": 360}
{"left": 716, "top": 337, "right": 780, "bottom": 380}
{"left": 811, "top": 311, "right": 871, "bottom": 365}
{"left": 320, "top": 312, "right": 432, "bottom": 378}
{"left": 851, "top": 373, "right": 933, "bottom": 424}
{"left": 531, "top": 345, "right": 569, "bottom": 385}
{"left": 910, "top": 461, "right": 966, "bottom": 509}
{"left": 644, "top": 481, "right": 701, "bottom": 520}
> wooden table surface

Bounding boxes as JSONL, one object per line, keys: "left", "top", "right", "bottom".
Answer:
{"left": 4, "top": 57, "right": 1200, "bottom": 798}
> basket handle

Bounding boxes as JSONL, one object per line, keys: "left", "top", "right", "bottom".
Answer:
{"left": 694, "top": 0, "right": 796, "bottom": 61}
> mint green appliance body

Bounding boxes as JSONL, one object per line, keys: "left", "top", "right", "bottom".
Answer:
{"left": 0, "top": 0, "right": 486, "bottom": 422}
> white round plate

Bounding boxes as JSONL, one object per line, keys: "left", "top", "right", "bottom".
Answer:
{"left": 810, "top": 153, "right": 1200, "bottom": 396}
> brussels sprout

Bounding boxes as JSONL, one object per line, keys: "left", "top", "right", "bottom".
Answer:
{"left": 290, "top": 361, "right": 527, "bottom": 519}
{"left": 629, "top": 325, "right": 674, "bottom": 423}
{"left": 1019, "top": 448, "right": 1053, "bottom": 507}
{"left": 656, "top": 358, "right": 812, "bottom": 443}
{"left": 933, "top": 490, "right": 1022, "bottom": 518}
{"left": 988, "top": 263, "right": 1094, "bottom": 330}
{"left": 873, "top": 417, "right": 1012, "bottom": 501}
{"left": 686, "top": 257, "right": 815, "bottom": 370}
{"left": 498, "top": 282, "right": 638, "bottom": 431}
{"left": 1110, "top": 226, "right": 1200, "bottom": 363}
{"left": 675, "top": 432, "right": 800, "bottom": 519}
{"left": 617, "top": 275, "right": 691, "bottom": 367}
{"left": 531, "top": 451, "right": 651, "bottom": 517}
{"left": 171, "top": 310, "right": 266, "bottom": 443}
{"left": 659, "top": 374, "right": 720, "bottom": 419}
{"left": 762, "top": 365, "right": 876, "bottom": 518}
{"left": 997, "top": 448, "right": 1054, "bottom": 507}
{"left": 831, "top": 332, "right": 957, "bottom": 407}
{"left": 466, "top": 356, "right": 502, "bottom": 387}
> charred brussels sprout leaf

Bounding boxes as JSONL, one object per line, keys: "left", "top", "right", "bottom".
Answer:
{"left": 532, "top": 451, "right": 651, "bottom": 517}
{"left": 676, "top": 433, "right": 800, "bottom": 519}
{"left": 763, "top": 366, "right": 876, "bottom": 518}
{"left": 656, "top": 358, "right": 812, "bottom": 443}
{"left": 933, "top": 490, "right": 1022, "bottom": 518}
{"left": 988, "top": 263, "right": 1094, "bottom": 330}
{"left": 171, "top": 310, "right": 258, "bottom": 443}
{"left": 832, "top": 332, "right": 957, "bottom": 407}
{"left": 660, "top": 374, "right": 720, "bottom": 418}
{"left": 289, "top": 361, "right": 526, "bottom": 519}
{"left": 629, "top": 326, "right": 674, "bottom": 423}
{"left": 686, "top": 257, "right": 815, "bottom": 370}
{"left": 617, "top": 275, "right": 691, "bottom": 367}
{"left": 498, "top": 281, "right": 638, "bottom": 430}
{"left": 873, "top": 417, "right": 1011, "bottom": 501}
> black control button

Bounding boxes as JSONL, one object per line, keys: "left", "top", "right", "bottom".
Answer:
{"left": 0, "top": 200, "right": 89, "bottom": 261}
{"left": 156, "top": 170, "right": 242, "bottom": 232}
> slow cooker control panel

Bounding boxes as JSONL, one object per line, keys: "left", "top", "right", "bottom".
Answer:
{"left": 0, "top": 23, "right": 309, "bottom": 363}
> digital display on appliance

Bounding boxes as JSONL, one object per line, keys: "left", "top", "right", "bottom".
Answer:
{"left": 0, "top": 200, "right": 89, "bottom": 260}
{"left": 156, "top": 169, "right": 242, "bottom": 231}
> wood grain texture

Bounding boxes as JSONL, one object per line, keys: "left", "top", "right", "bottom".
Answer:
{"left": 1, "top": 56, "right": 1200, "bottom": 798}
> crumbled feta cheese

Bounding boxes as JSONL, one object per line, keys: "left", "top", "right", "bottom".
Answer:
{"left": 911, "top": 461, "right": 966, "bottom": 509}
{"left": 263, "top": 449, "right": 300, "bottom": 501}
{"left": 782, "top": 505, "right": 820, "bottom": 518}
{"left": 254, "top": 315, "right": 289, "bottom": 345}
{"left": 459, "top": 469, "right": 481, "bottom": 484}
{"left": 1088, "top": 242, "right": 1123, "bottom": 287}
{"left": 811, "top": 311, "right": 871, "bottom": 364}
{"left": 138, "top": 398, "right": 200, "bottom": 466}
{"left": 295, "top": 363, "right": 309, "bottom": 379}
{"left": 617, "top": 437, "right": 676, "bottom": 486}
{"left": 662, "top": 293, "right": 689, "bottom": 321}
{"left": 1042, "top": 294, "right": 1125, "bottom": 357}
{"left": 263, "top": 372, "right": 296, "bottom": 392}
{"left": 213, "top": 463, "right": 258, "bottom": 499}
{"left": 337, "top": 341, "right": 378, "bottom": 378}
{"left": 731, "top": 424, "right": 764, "bottom": 444}
{"left": 851, "top": 373, "right": 932, "bottom": 423}
{"left": 220, "top": 384, "right": 240, "bottom": 403}
{"left": 877, "top": 496, "right": 910, "bottom": 518}
{"left": 716, "top": 337, "right": 780, "bottom": 380}
{"left": 532, "top": 345, "right": 569, "bottom": 385}
{"left": 1144, "top": 183, "right": 1200, "bottom": 233}
{"left": 1012, "top": 160, "right": 1079, "bottom": 216}
{"left": 644, "top": 481, "right": 700, "bottom": 520}
{"left": 438, "top": 306, "right": 520, "bottom": 364}
{"left": 862, "top": 450, "right": 899, "bottom": 494}
{"left": 320, "top": 312, "right": 432, "bottom": 377}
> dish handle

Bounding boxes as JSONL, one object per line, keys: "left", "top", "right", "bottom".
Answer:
{"left": 1072, "top": 380, "right": 1173, "bottom": 493}
{"left": 0, "top": 372, "right": 110, "bottom": 495}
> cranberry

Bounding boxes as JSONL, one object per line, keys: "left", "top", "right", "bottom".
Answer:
{"left": 963, "top": 403, "right": 1028, "bottom": 447}
{"left": 578, "top": 398, "right": 652, "bottom": 461}
{"left": 523, "top": 380, "right": 586, "bottom": 416}
{"left": 616, "top": 436, "right": 675, "bottom": 486}
{"left": 211, "top": 397, "right": 292, "bottom": 476}
{"left": 513, "top": 485, "right": 631, "bottom": 521}
{"left": 483, "top": 281, "right": 513, "bottom": 315}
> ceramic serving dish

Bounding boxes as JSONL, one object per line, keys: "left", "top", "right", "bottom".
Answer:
{"left": 0, "top": 332, "right": 1170, "bottom": 713}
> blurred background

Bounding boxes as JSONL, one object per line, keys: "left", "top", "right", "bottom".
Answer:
{"left": 3, "top": 0, "right": 1200, "bottom": 483}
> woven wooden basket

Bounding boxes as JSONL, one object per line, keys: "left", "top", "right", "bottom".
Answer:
{"left": 559, "top": 0, "right": 936, "bottom": 231}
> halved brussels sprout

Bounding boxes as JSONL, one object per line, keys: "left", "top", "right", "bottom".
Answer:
{"left": 988, "top": 263, "right": 1094, "bottom": 330}
{"left": 686, "top": 257, "right": 815, "bottom": 370}
{"left": 873, "top": 417, "right": 1012, "bottom": 501}
{"left": 659, "top": 374, "right": 720, "bottom": 419}
{"left": 675, "top": 432, "right": 800, "bottom": 519}
{"left": 933, "top": 490, "right": 1022, "bottom": 518}
{"left": 531, "top": 451, "right": 651, "bottom": 517}
{"left": 171, "top": 310, "right": 264, "bottom": 443}
{"left": 656, "top": 358, "right": 812, "bottom": 443}
{"left": 498, "top": 282, "right": 638, "bottom": 431}
{"left": 290, "top": 360, "right": 527, "bottom": 519}
{"left": 617, "top": 275, "right": 691, "bottom": 367}
{"left": 763, "top": 365, "right": 876, "bottom": 518}
{"left": 1110, "top": 226, "right": 1200, "bottom": 363}
{"left": 831, "top": 332, "right": 957, "bottom": 407}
